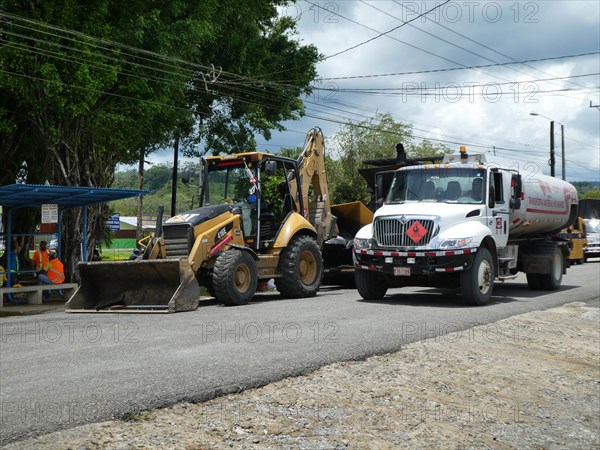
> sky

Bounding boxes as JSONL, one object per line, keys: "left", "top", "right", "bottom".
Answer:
{"left": 147, "top": 0, "right": 600, "bottom": 182}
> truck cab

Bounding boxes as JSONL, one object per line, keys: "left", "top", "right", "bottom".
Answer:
{"left": 354, "top": 148, "right": 575, "bottom": 306}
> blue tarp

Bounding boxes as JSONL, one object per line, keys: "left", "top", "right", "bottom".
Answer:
{"left": 0, "top": 184, "right": 148, "bottom": 208}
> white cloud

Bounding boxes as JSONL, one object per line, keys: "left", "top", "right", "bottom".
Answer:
{"left": 257, "top": 0, "right": 600, "bottom": 181}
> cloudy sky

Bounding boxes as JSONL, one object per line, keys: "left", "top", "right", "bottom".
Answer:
{"left": 152, "top": 0, "right": 600, "bottom": 182}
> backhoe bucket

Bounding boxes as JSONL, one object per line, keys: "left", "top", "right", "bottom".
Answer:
{"left": 66, "top": 259, "right": 200, "bottom": 313}
{"left": 331, "top": 201, "right": 374, "bottom": 238}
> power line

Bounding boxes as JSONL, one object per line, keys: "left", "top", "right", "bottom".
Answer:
{"left": 319, "top": 52, "right": 600, "bottom": 80}
{"left": 393, "top": 0, "right": 596, "bottom": 95}
{"left": 317, "top": 0, "right": 451, "bottom": 59}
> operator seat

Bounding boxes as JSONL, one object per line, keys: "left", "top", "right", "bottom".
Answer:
{"left": 445, "top": 181, "right": 462, "bottom": 200}
{"left": 423, "top": 181, "right": 436, "bottom": 199}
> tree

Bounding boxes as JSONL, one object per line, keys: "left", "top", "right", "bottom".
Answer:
{"left": 581, "top": 190, "right": 600, "bottom": 200}
{"left": 0, "top": 1, "right": 319, "bottom": 280}
{"left": 328, "top": 114, "right": 452, "bottom": 204}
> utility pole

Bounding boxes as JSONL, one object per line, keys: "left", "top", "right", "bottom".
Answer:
{"left": 549, "top": 120, "right": 555, "bottom": 177}
{"left": 560, "top": 124, "right": 565, "bottom": 181}
{"left": 171, "top": 137, "right": 180, "bottom": 218}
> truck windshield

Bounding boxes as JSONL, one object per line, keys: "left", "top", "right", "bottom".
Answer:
{"left": 387, "top": 168, "right": 486, "bottom": 204}
{"left": 202, "top": 160, "right": 256, "bottom": 206}
{"left": 585, "top": 219, "right": 600, "bottom": 233}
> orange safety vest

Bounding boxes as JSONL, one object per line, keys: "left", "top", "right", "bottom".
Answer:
{"left": 43, "top": 259, "right": 65, "bottom": 284}
{"left": 33, "top": 250, "right": 50, "bottom": 271}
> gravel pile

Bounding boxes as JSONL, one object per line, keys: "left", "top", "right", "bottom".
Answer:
{"left": 6, "top": 302, "right": 599, "bottom": 449}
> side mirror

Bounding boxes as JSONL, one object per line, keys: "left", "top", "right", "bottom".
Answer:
{"left": 264, "top": 160, "right": 277, "bottom": 176}
{"left": 375, "top": 175, "right": 383, "bottom": 203}
{"left": 510, "top": 174, "right": 522, "bottom": 209}
{"left": 181, "top": 170, "right": 191, "bottom": 185}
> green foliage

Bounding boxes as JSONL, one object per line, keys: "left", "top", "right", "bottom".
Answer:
{"left": 572, "top": 182, "right": 600, "bottom": 199}
{"left": 1, "top": 1, "right": 319, "bottom": 277}
{"left": 328, "top": 113, "right": 452, "bottom": 204}
{"left": 261, "top": 171, "right": 286, "bottom": 221}
{"left": 581, "top": 189, "right": 600, "bottom": 199}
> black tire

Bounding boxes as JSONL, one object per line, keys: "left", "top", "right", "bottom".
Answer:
{"left": 275, "top": 236, "right": 323, "bottom": 298}
{"left": 576, "top": 258, "right": 585, "bottom": 265}
{"left": 539, "top": 246, "right": 563, "bottom": 290}
{"left": 526, "top": 273, "right": 543, "bottom": 290}
{"left": 355, "top": 269, "right": 388, "bottom": 300}
{"left": 196, "top": 273, "right": 216, "bottom": 298}
{"left": 461, "top": 247, "right": 494, "bottom": 306}
{"left": 213, "top": 250, "right": 257, "bottom": 305}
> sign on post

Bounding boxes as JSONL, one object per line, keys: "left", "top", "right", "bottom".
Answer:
{"left": 41, "top": 204, "right": 58, "bottom": 224}
{"left": 107, "top": 213, "right": 120, "bottom": 231}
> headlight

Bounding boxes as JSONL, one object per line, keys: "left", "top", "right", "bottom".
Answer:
{"left": 353, "top": 238, "right": 372, "bottom": 250}
{"left": 439, "top": 238, "right": 473, "bottom": 249}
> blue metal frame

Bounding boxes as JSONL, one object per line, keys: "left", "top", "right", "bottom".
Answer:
{"left": 1, "top": 184, "right": 149, "bottom": 288}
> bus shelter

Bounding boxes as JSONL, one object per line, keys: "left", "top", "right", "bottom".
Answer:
{"left": 0, "top": 184, "right": 149, "bottom": 287}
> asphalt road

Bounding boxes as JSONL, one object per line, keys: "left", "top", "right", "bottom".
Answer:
{"left": 1, "top": 261, "right": 599, "bottom": 445}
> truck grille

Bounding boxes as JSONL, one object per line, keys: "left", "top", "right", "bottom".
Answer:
{"left": 162, "top": 223, "right": 194, "bottom": 259}
{"left": 374, "top": 217, "right": 436, "bottom": 248}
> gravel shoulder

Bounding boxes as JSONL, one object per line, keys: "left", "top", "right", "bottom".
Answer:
{"left": 5, "top": 301, "right": 599, "bottom": 449}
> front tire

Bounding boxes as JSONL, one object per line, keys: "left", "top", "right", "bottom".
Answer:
{"left": 275, "top": 236, "right": 323, "bottom": 298}
{"left": 461, "top": 247, "right": 494, "bottom": 306}
{"left": 213, "top": 250, "right": 257, "bottom": 305}
{"left": 355, "top": 269, "right": 388, "bottom": 300}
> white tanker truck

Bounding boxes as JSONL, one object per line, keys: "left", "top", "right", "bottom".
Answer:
{"left": 353, "top": 147, "right": 579, "bottom": 305}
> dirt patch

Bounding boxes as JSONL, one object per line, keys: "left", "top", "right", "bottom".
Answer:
{"left": 6, "top": 302, "right": 599, "bottom": 449}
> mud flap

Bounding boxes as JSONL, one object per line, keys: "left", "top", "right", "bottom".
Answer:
{"left": 65, "top": 259, "right": 200, "bottom": 313}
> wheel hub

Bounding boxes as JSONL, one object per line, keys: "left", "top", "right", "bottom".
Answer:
{"left": 299, "top": 250, "right": 317, "bottom": 284}
{"left": 235, "top": 265, "right": 250, "bottom": 292}
{"left": 478, "top": 260, "right": 493, "bottom": 294}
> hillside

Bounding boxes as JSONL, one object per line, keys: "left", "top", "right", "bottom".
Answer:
{"left": 110, "top": 162, "right": 201, "bottom": 216}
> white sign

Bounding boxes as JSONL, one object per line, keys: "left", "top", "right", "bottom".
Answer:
{"left": 41, "top": 204, "right": 58, "bottom": 224}
{"left": 107, "top": 213, "right": 120, "bottom": 231}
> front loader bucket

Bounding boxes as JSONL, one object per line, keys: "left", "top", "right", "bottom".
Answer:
{"left": 66, "top": 259, "right": 200, "bottom": 313}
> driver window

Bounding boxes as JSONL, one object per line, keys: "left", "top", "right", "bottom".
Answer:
{"left": 488, "top": 175, "right": 495, "bottom": 208}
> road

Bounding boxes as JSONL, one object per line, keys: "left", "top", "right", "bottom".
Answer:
{"left": 1, "top": 262, "right": 598, "bottom": 445}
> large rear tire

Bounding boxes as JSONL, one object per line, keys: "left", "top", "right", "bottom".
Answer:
{"left": 355, "top": 269, "right": 388, "bottom": 300}
{"left": 213, "top": 250, "right": 257, "bottom": 306}
{"left": 526, "top": 273, "right": 543, "bottom": 290}
{"left": 275, "top": 236, "right": 323, "bottom": 298}
{"left": 461, "top": 247, "right": 494, "bottom": 306}
{"left": 539, "top": 247, "right": 563, "bottom": 290}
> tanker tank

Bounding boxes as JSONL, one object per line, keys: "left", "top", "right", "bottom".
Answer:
{"left": 509, "top": 173, "right": 578, "bottom": 238}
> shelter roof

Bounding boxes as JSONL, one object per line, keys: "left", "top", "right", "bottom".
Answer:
{"left": 0, "top": 184, "right": 149, "bottom": 208}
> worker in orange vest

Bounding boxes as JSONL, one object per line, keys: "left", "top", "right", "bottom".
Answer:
{"left": 32, "top": 240, "right": 50, "bottom": 271}
{"left": 38, "top": 251, "right": 65, "bottom": 299}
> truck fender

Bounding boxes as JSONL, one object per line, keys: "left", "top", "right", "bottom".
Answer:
{"left": 479, "top": 236, "right": 498, "bottom": 277}
{"left": 436, "top": 221, "right": 490, "bottom": 246}
{"left": 355, "top": 223, "right": 374, "bottom": 240}
{"left": 273, "top": 212, "right": 317, "bottom": 248}
{"left": 229, "top": 244, "right": 259, "bottom": 261}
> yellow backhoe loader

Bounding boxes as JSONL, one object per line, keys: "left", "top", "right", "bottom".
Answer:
{"left": 66, "top": 128, "right": 372, "bottom": 312}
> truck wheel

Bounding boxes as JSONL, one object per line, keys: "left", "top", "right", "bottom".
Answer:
{"left": 526, "top": 274, "right": 543, "bottom": 290}
{"left": 539, "top": 247, "right": 563, "bottom": 290}
{"left": 213, "top": 250, "right": 257, "bottom": 305}
{"left": 275, "top": 236, "right": 323, "bottom": 298}
{"left": 461, "top": 247, "right": 494, "bottom": 306}
{"left": 355, "top": 269, "right": 388, "bottom": 300}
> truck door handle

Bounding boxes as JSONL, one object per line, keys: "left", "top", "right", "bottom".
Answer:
{"left": 493, "top": 210, "right": 509, "bottom": 216}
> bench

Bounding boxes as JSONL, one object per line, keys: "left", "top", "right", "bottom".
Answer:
{"left": 0, "top": 283, "right": 79, "bottom": 308}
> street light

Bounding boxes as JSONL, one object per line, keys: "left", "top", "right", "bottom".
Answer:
{"left": 530, "top": 112, "right": 565, "bottom": 180}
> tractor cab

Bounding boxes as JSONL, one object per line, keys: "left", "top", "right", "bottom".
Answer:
{"left": 200, "top": 153, "right": 303, "bottom": 250}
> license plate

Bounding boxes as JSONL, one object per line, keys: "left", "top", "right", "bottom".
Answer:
{"left": 394, "top": 267, "right": 411, "bottom": 276}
